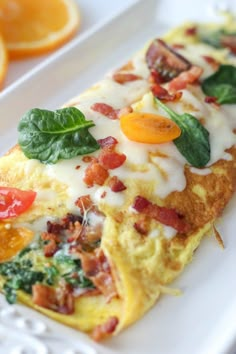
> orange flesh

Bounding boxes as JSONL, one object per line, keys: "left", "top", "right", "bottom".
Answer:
{"left": 0, "top": 0, "right": 69, "bottom": 43}
{"left": 0, "top": 223, "right": 33, "bottom": 262}
{"left": 120, "top": 112, "right": 181, "bottom": 144}
{"left": 0, "top": 0, "right": 80, "bottom": 58}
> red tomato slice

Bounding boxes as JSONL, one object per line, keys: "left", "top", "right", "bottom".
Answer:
{"left": 0, "top": 187, "right": 37, "bottom": 219}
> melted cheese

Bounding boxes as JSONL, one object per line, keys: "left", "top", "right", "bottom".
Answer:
{"left": 20, "top": 41, "right": 236, "bottom": 240}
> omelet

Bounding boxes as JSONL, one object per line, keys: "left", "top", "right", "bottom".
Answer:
{"left": 0, "top": 15, "right": 235, "bottom": 341}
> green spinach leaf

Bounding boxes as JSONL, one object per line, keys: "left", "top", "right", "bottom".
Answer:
{"left": 18, "top": 107, "right": 100, "bottom": 164}
{"left": 202, "top": 64, "right": 236, "bottom": 104}
{"left": 0, "top": 260, "right": 45, "bottom": 304}
{"left": 154, "top": 97, "right": 210, "bottom": 168}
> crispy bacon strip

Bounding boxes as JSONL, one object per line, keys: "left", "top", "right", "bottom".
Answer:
{"left": 133, "top": 196, "right": 190, "bottom": 234}
{"left": 151, "top": 83, "right": 182, "bottom": 102}
{"left": 83, "top": 162, "right": 109, "bottom": 187}
{"left": 221, "top": 35, "right": 236, "bottom": 54}
{"left": 113, "top": 72, "right": 142, "bottom": 84}
{"left": 32, "top": 283, "right": 74, "bottom": 314}
{"left": 108, "top": 176, "right": 126, "bottom": 192}
{"left": 78, "top": 248, "right": 117, "bottom": 301}
{"left": 168, "top": 65, "right": 203, "bottom": 92}
{"left": 91, "top": 316, "right": 119, "bottom": 341}
{"left": 91, "top": 103, "right": 118, "bottom": 120}
{"left": 202, "top": 55, "right": 219, "bottom": 70}
{"left": 98, "top": 149, "right": 126, "bottom": 170}
{"left": 75, "top": 195, "right": 93, "bottom": 213}
{"left": 97, "top": 136, "right": 118, "bottom": 149}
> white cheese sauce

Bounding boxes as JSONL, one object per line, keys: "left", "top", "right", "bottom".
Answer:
{"left": 35, "top": 41, "right": 235, "bottom": 240}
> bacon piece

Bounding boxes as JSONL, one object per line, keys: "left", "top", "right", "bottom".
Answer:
{"left": 32, "top": 283, "right": 74, "bottom": 314}
{"left": 202, "top": 55, "right": 219, "bottom": 70}
{"left": 56, "top": 281, "right": 75, "bottom": 314}
{"left": 98, "top": 149, "right": 126, "bottom": 170}
{"left": 83, "top": 162, "right": 109, "bottom": 187}
{"left": 82, "top": 155, "right": 97, "bottom": 163}
{"left": 97, "top": 136, "right": 118, "bottom": 149}
{"left": 113, "top": 72, "right": 142, "bottom": 84}
{"left": 43, "top": 239, "right": 58, "bottom": 257}
{"left": 221, "top": 35, "right": 236, "bottom": 54}
{"left": 62, "top": 213, "right": 83, "bottom": 229}
{"left": 168, "top": 65, "right": 203, "bottom": 92}
{"left": 79, "top": 248, "right": 117, "bottom": 301}
{"left": 185, "top": 26, "right": 197, "bottom": 36}
{"left": 204, "top": 96, "right": 218, "bottom": 104}
{"left": 91, "top": 103, "right": 118, "bottom": 120}
{"left": 91, "top": 316, "right": 119, "bottom": 341}
{"left": 133, "top": 216, "right": 149, "bottom": 235}
{"left": 146, "top": 39, "right": 191, "bottom": 83}
{"left": 151, "top": 84, "right": 182, "bottom": 102}
{"left": 47, "top": 221, "right": 63, "bottom": 235}
{"left": 41, "top": 232, "right": 60, "bottom": 257}
{"left": 133, "top": 196, "right": 190, "bottom": 234}
{"left": 108, "top": 176, "right": 126, "bottom": 192}
{"left": 172, "top": 44, "right": 185, "bottom": 50}
{"left": 75, "top": 195, "right": 93, "bottom": 213}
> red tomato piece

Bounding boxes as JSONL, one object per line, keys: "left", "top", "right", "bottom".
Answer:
{"left": 0, "top": 187, "right": 36, "bottom": 219}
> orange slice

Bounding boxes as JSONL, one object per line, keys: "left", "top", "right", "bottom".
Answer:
{"left": 0, "top": 0, "right": 80, "bottom": 59}
{"left": 0, "top": 34, "right": 8, "bottom": 89}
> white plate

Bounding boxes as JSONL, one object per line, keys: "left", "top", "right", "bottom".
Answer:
{"left": 0, "top": 1, "right": 236, "bottom": 353}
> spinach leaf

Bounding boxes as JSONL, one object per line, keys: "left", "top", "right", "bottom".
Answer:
{"left": 45, "top": 266, "right": 59, "bottom": 286}
{"left": 202, "top": 65, "right": 236, "bottom": 104}
{"left": 198, "top": 29, "right": 224, "bottom": 48}
{"left": 198, "top": 28, "right": 236, "bottom": 50}
{"left": 18, "top": 107, "right": 100, "bottom": 164}
{"left": 0, "top": 260, "right": 45, "bottom": 304}
{"left": 155, "top": 97, "right": 210, "bottom": 168}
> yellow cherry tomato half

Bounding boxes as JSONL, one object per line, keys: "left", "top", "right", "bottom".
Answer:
{"left": 120, "top": 112, "right": 181, "bottom": 144}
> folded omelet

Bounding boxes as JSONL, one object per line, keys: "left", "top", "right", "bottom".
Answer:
{"left": 0, "top": 16, "right": 235, "bottom": 341}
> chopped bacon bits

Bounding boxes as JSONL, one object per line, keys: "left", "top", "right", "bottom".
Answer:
{"left": 41, "top": 232, "right": 60, "bottom": 257}
{"left": 91, "top": 316, "right": 119, "bottom": 341}
{"left": 221, "top": 35, "right": 236, "bottom": 54}
{"left": 132, "top": 196, "right": 190, "bottom": 234}
{"left": 75, "top": 195, "right": 93, "bottom": 213}
{"left": 151, "top": 84, "right": 182, "bottom": 102}
{"left": 172, "top": 44, "right": 185, "bottom": 49}
{"left": 113, "top": 72, "right": 142, "bottom": 84}
{"left": 202, "top": 55, "right": 219, "bottom": 69}
{"left": 134, "top": 216, "right": 149, "bottom": 235}
{"left": 91, "top": 103, "right": 119, "bottom": 120}
{"left": 79, "top": 249, "right": 117, "bottom": 301}
{"left": 83, "top": 162, "right": 109, "bottom": 187}
{"left": 98, "top": 149, "right": 126, "bottom": 170}
{"left": 185, "top": 26, "right": 197, "bottom": 36}
{"left": 97, "top": 136, "right": 118, "bottom": 149}
{"left": 32, "top": 283, "right": 74, "bottom": 314}
{"left": 168, "top": 65, "right": 203, "bottom": 92}
{"left": 82, "top": 155, "right": 97, "bottom": 163}
{"left": 108, "top": 176, "right": 126, "bottom": 192}
{"left": 43, "top": 239, "right": 59, "bottom": 257}
{"left": 204, "top": 96, "right": 218, "bottom": 104}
